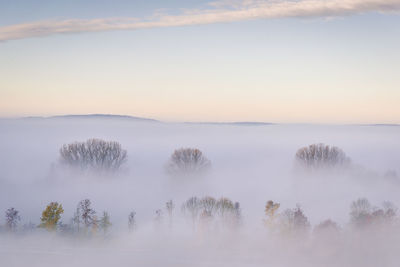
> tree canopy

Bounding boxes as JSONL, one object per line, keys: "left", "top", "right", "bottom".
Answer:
{"left": 59, "top": 138, "right": 127, "bottom": 172}
{"left": 166, "top": 148, "right": 211, "bottom": 177}
{"left": 295, "top": 143, "right": 351, "bottom": 171}
{"left": 39, "top": 202, "right": 64, "bottom": 231}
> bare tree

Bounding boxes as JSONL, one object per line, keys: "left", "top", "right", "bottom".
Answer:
{"left": 313, "top": 219, "right": 341, "bottom": 239}
{"left": 154, "top": 209, "right": 163, "bottom": 230}
{"left": 77, "top": 199, "right": 96, "bottom": 230}
{"left": 200, "top": 196, "right": 217, "bottom": 218}
{"left": 350, "top": 199, "right": 397, "bottom": 228}
{"left": 233, "top": 202, "right": 242, "bottom": 227}
{"left": 72, "top": 206, "right": 81, "bottom": 232}
{"left": 280, "top": 205, "right": 310, "bottom": 234}
{"left": 215, "top": 197, "right": 241, "bottom": 229}
{"left": 99, "top": 211, "right": 112, "bottom": 234}
{"left": 350, "top": 198, "right": 371, "bottom": 227}
{"left": 293, "top": 205, "right": 310, "bottom": 230}
{"left": 181, "top": 197, "right": 201, "bottom": 231}
{"left": 216, "top": 197, "right": 235, "bottom": 218}
{"left": 295, "top": 143, "right": 351, "bottom": 171}
{"left": 382, "top": 201, "right": 398, "bottom": 220}
{"left": 59, "top": 138, "right": 127, "bottom": 172}
{"left": 128, "top": 211, "right": 136, "bottom": 231}
{"left": 166, "top": 148, "right": 211, "bottom": 177}
{"left": 22, "top": 222, "right": 37, "bottom": 233}
{"left": 5, "top": 208, "right": 20, "bottom": 231}
{"left": 166, "top": 200, "right": 174, "bottom": 229}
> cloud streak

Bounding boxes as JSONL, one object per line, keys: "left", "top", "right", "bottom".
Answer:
{"left": 1, "top": 0, "right": 399, "bottom": 41}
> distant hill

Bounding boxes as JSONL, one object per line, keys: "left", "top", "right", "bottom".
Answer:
{"left": 3, "top": 115, "right": 397, "bottom": 126}
{"left": 184, "top": 121, "right": 274, "bottom": 126}
{"left": 366, "top": 124, "right": 400, "bottom": 127}
{"left": 22, "top": 114, "right": 159, "bottom": 122}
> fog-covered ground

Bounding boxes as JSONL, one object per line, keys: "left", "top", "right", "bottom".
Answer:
{"left": 0, "top": 117, "right": 399, "bottom": 266}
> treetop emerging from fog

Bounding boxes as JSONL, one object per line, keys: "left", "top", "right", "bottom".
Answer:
{"left": 166, "top": 148, "right": 211, "bottom": 177}
{"left": 295, "top": 143, "right": 351, "bottom": 171}
{"left": 59, "top": 139, "right": 127, "bottom": 172}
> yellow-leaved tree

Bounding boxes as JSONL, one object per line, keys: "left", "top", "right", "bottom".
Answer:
{"left": 39, "top": 202, "right": 64, "bottom": 231}
{"left": 264, "top": 200, "right": 280, "bottom": 227}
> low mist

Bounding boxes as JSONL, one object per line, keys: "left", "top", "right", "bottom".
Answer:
{"left": 0, "top": 116, "right": 399, "bottom": 267}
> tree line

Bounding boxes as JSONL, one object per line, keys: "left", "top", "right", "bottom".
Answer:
{"left": 2, "top": 197, "right": 398, "bottom": 237}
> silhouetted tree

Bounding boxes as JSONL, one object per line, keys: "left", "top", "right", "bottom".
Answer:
{"left": 128, "top": 211, "right": 136, "bottom": 231}
{"left": 350, "top": 198, "right": 372, "bottom": 227}
{"left": 166, "top": 200, "right": 174, "bottom": 229}
{"left": 59, "top": 138, "right": 127, "bottom": 172}
{"left": 58, "top": 222, "right": 73, "bottom": 235}
{"left": 166, "top": 148, "right": 211, "bottom": 176}
{"left": 5, "top": 208, "right": 20, "bottom": 231}
{"left": 200, "top": 196, "right": 217, "bottom": 218}
{"left": 350, "top": 199, "right": 397, "bottom": 228}
{"left": 312, "top": 219, "right": 341, "bottom": 245}
{"left": 216, "top": 198, "right": 235, "bottom": 217}
{"left": 215, "top": 197, "right": 241, "bottom": 229}
{"left": 370, "top": 202, "right": 397, "bottom": 226}
{"left": 39, "top": 202, "right": 64, "bottom": 231}
{"left": 182, "top": 197, "right": 201, "bottom": 231}
{"left": 293, "top": 205, "right": 310, "bottom": 230}
{"left": 382, "top": 201, "right": 398, "bottom": 220}
{"left": 280, "top": 205, "right": 310, "bottom": 234}
{"left": 77, "top": 199, "right": 96, "bottom": 230}
{"left": 233, "top": 202, "right": 242, "bottom": 227}
{"left": 91, "top": 215, "right": 99, "bottom": 234}
{"left": 295, "top": 143, "right": 350, "bottom": 171}
{"left": 22, "top": 222, "right": 37, "bottom": 233}
{"left": 384, "top": 170, "right": 398, "bottom": 182}
{"left": 72, "top": 206, "right": 81, "bottom": 232}
{"left": 154, "top": 209, "right": 163, "bottom": 230}
{"left": 264, "top": 200, "right": 280, "bottom": 227}
{"left": 313, "top": 219, "right": 340, "bottom": 234}
{"left": 99, "top": 211, "right": 112, "bottom": 234}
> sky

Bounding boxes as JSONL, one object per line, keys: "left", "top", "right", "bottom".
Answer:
{"left": 0, "top": 0, "right": 400, "bottom": 123}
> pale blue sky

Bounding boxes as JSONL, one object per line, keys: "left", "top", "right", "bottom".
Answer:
{"left": 1, "top": 0, "right": 399, "bottom": 123}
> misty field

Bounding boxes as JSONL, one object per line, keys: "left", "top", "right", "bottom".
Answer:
{"left": 0, "top": 116, "right": 399, "bottom": 267}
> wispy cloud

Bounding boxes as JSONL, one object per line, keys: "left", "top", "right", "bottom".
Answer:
{"left": 1, "top": 0, "right": 399, "bottom": 41}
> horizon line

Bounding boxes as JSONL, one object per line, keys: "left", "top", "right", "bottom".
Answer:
{"left": 0, "top": 113, "right": 398, "bottom": 126}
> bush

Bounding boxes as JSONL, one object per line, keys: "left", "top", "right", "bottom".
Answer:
{"left": 165, "top": 148, "right": 211, "bottom": 177}
{"left": 59, "top": 138, "right": 127, "bottom": 172}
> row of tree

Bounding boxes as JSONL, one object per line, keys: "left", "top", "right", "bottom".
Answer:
{"left": 2, "top": 200, "right": 113, "bottom": 235}
{"left": 263, "top": 198, "right": 398, "bottom": 237}
{"left": 2, "top": 197, "right": 397, "bottom": 236}
{"left": 59, "top": 139, "right": 211, "bottom": 176}
{"left": 59, "top": 139, "right": 355, "bottom": 175}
